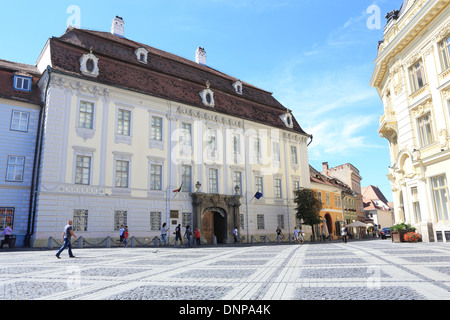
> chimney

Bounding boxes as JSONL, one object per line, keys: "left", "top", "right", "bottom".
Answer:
{"left": 322, "top": 162, "right": 329, "bottom": 174}
{"left": 195, "top": 47, "right": 207, "bottom": 66}
{"left": 111, "top": 16, "right": 125, "bottom": 37}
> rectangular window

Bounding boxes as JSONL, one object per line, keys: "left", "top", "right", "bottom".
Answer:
{"left": 207, "top": 128, "right": 217, "bottom": 158}
{"left": 117, "top": 109, "right": 131, "bottom": 136}
{"left": 75, "top": 156, "right": 91, "bottom": 185}
{"left": 293, "top": 180, "right": 300, "bottom": 192}
{"left": 233, "top": 171, "right": 242, "bottom": 195}
{"left": 411, "top": 187, "right": 422, "bottom": 222}
{"left": 417, "top": 113, "right": 435, "bottom": 146}
{"left": 10, "top": 110, "right": 29, "bottom": 132}
{"left": 254, "top": 138, "right": 261, "bottom": 161}
{"left": 150, "top": 164, "right": 162, "bottom": 191}
{"left": 233, "top": 134, "right": 240, "bottom": 154}
{"left": 0, "top": 208, "right": 14, "bottom": 229}
{"left": 409, "top": 60, "right": 427, "bottom": 93}
{"left": 73, "top": 209, "right": 88, "bottom": 232}
{"left": 6, "top": 156, "right": 25, "bottom": 182}
{"left": 14, "top": 75, "right": 31, "bottom": 91}
{"left": 180, "top": 122, "right": 192, "bottom": 146}
{"left": 255, "top": 176, "right": 263, "bottom": 195}
{"left": 150, "top": 211, "right": 162, "bottom": 231}
{"left": 79, "top": 101, "right": 94, "bottom": 129}
{"left": 290, "top": 146, "right": 298, "bottom": 164}
{"left": 439, "top": 36, "right": 450, "bottom": 71}
{"left": 272, "top": 142, "right": 280, "bottom": 162}
{"left": 181, "top": 165, "right": 192, "bottom": 192}
{"left": 151, "top": 116, "right": 163, "bottom": 141}
{"left": 114, "top": 210, "right": 127, "bottom": 231}
{"left": 240, "top": 214, "right": 245, "bottom": 230}
{"left": 317, "top": 191, "right": 322, "bottom": 203}
{"left": 182, "top": 212, "right": 192, "bottom": 228}
{"left": 274, "top": 178, "right": 282, "bottom": 198}
{"left": 209, "top": 168, "right": 218, "bottom": 194}
{"left": 257, "top": 214, "right": 265, "bottom": 230}
{"left": 432, "top": 175, "right": 449, "bottom": 221}
{"left": 326, "top": 193, "right": 330, "bottom": 205}
{"left": 115, "top": 160, "right": 129, "bottom": 188}
{"left": 277, "top": 214, "right": 285, "bottom": 229}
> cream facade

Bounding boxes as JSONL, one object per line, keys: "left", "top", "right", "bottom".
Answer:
{"left": 371, "top": 0, "right": 450, "bottom": 242}
{"left": 29, "top": 25, "right": 310, "bottom": 247}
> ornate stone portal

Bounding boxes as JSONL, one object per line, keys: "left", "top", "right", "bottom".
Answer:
{"left": 190, "top": 193, "right": 241, "bottom": 244}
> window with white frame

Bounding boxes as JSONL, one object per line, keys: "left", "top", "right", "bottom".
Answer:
{"left": 182, "top": 212, "right": 192, "bottom": 228}
{"left": 207, "top": 128, "right": 217, "bottom": 158}
{"left": 274, "top": 178, "right": 282, "bottom": 198}
{"left": 254, "top": 137, "right": 262, "bottom": 163}
{"left": 272, "top": 141, "right": 280, "bottom": 162}
{"left": 79, "top": 101, "right": 94, "bottom": 129}
{"left": 411, "top": 187, "right": 422, "bottom": 222}
{"left": 439, "top": 36, "right": 450, "bottom": 71}
{"left": 181, "top": 165, "right": 192, "bottom": 192}
{"left": 326, "top": 193, "right": 330, "bottom": 205}
{"left": 10, "top": 110, "right": 29, "bottom": 132}
{"left": 13, "top": 75, "right": 31, "bottom": 92}
{"left": 209, "top": 168, "right": 218, "bottom": 194}
{"left": 409, "top": 60, "right": 427, "bottom": 93}
{"left": 151, "top": 116, "right": 163, "bottom": 142}
{"left": 117, "top": 109, "right": 131, "bottom": 136}
{"left": 115, "top": 160, "right": 129, "bottom": 188}
{"left": 417, "top": 112, "right": 435, "bottom": 146}
{"left": 290, "top": 145, "right": 298, "bottom": 165}
{"left": 293, "top": 180, "right": 300, "bottom": 192}
{"left": 255, "top": 176, "right": 263, "bottom": 195}
{"left": 150, "top": 211, "right": 161, "bottom": 231}
{"left": 150, "top": 164, "right": 162, "bottom": 191}
{"left": 6, "top": 156, "right": 25, "bottom": 182}
{"left": 75, "top": 155, "right": 91, "bottom": 185}
{"left": 240, "top": 214, "right": 245, "bottom": 230}
{"left": 114, "top": 210, "right": 127, "bottom": 231}
{"left": 180, "top": 122, "right": 192, "bottom": 146}
{"left": 317, "top": 191, "right": 322, "bottom": 203}
{"left": 73, "top": 209, "right": 88, "bottom": 232}
{"left": 431, "top": 175, "right": 449, "bottom": 221}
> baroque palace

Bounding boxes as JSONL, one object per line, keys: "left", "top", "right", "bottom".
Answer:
{"left": 1, "top": 17, "right": 312, "bottom": 247}
{"left": 371, "top": 0, "right": 450, "bottom": 242}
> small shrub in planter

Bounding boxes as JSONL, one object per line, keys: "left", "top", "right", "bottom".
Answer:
{"left": 404, "top": 232, "right": 422, "bottom": 243}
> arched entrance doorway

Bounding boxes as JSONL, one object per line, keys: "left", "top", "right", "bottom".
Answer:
{"left": 202, "top": 208, "right": 227, "bottom": 244}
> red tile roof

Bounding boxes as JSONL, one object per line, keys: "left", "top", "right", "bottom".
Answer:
{"left": 48, "top": 27, "right": 308, "bottom": 135}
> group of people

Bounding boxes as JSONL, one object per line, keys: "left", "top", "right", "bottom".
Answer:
{"left": 161, "top": 223, "right": 201, "bottom": 247}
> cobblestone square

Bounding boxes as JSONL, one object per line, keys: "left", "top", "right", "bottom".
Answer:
{"left": 0, "top": 240, "right": 449, "bottom": 300}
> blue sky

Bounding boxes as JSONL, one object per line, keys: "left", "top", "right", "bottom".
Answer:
{"left": 0, "top": 0, "right": 404, "bottom": 201}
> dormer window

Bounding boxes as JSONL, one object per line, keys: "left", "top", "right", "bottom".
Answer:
{"left": 135, "top": 47, "right": 149, "bottom": 64}
{"left": 280, "top": 110, "right": 294, "bottom": 129}
{"left": 80, "top": 53, "right": 99, "bottom": 77}
{"left": 13, "top": 75, "right": 32, "bottom": 92}
{"left": 199, "top": 81, "right": 215, "bottom": 107}
{"left": 232, "top": 81, "right": 243, "bottom": 95}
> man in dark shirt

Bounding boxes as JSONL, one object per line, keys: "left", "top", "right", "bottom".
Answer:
{"left": 56, "top": 220, "right": 77, "bottom": 259}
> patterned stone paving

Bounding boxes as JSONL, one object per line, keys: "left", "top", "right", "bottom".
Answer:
{"left": 0, "top": 240, "right": 449, "bottom": 300}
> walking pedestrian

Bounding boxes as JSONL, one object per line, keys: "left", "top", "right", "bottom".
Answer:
{"left": 299, "top": 227, "right": 305, "bottom": 244}
{"left": 276, "top": 227, "right": 281, "bottom": 241}
{"left": 0, "top": 224, "right": 13, "bottom": 249}
{"left": 294, "top": 227, "right": 300, "bottom": 243}
{"left": 119, "top": 225, "right": 124, "bottom": 245}
{"left": 123, "top": 226, "right": 129, "bottom": 247}
{"left": 56, "top": 220, "right": 77, "bottom": 259}
{"left": 233, "top": 226, "right": 238, "bottom": 244}
{"left": 194, "top": 226, "right": 201, "bottom": 246}
{"left": 341, "top": 225, "right": 348, "bottom": 244}
{"left": 174, "top": 224, "right": 182, "bottom": 247}
{"left": 161, "top": 222, "right": 169, "bottom": 246}
{"left": 184, "top": 225, "right": 192, "bottom": 247}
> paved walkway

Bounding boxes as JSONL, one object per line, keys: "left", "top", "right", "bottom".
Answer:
{"left": 0, "top": 239, "right": 449, "bottom": 300}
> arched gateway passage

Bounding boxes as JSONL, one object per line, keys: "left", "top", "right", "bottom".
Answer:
{"left": 190, "top": 193, "right": 241, "bottom": 244}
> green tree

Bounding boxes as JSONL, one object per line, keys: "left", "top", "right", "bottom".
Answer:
{"left": 293, "top": 188, "right": 323, "bottom": 241}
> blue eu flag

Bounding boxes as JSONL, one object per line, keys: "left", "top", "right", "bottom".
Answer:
{"left": 254, "top": 192, "right": 263, "bottom": 200}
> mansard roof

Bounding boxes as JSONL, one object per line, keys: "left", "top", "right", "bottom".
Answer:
{"left": 0, "top": 59, "right": 42, "bottom": 105}
{"left": 46, "top": 27, "right": 308, "bottom": 136}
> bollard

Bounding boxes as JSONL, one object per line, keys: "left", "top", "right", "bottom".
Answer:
{"left": 213, "top": 235, "right": 217, "bottom": 245}
{"left": 251, "top": 235, "right": 254, "bottom": 244}
{"left": 106, "top": 236, "right": 111, "bottom": 248}
{"left": 264, "top": 236, "right": 268, "bottom": 244}
{"left": 130, "top": 236, "right": 135, "bottom": 247}
{"left": 277, "top": 235, "right": 280, "bottom": 243}
{"left": 48, "top": 237, "right": 53, "bottom": 249}
{"left": 154, "top": 236, "right": 158, "bottom": 247}
{"left": 77, "top": 236, "right": 83, "bottom": 248}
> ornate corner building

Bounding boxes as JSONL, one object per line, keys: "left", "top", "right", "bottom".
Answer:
{"left": 371, "top": 0, "right": 450, "bottom": 242}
